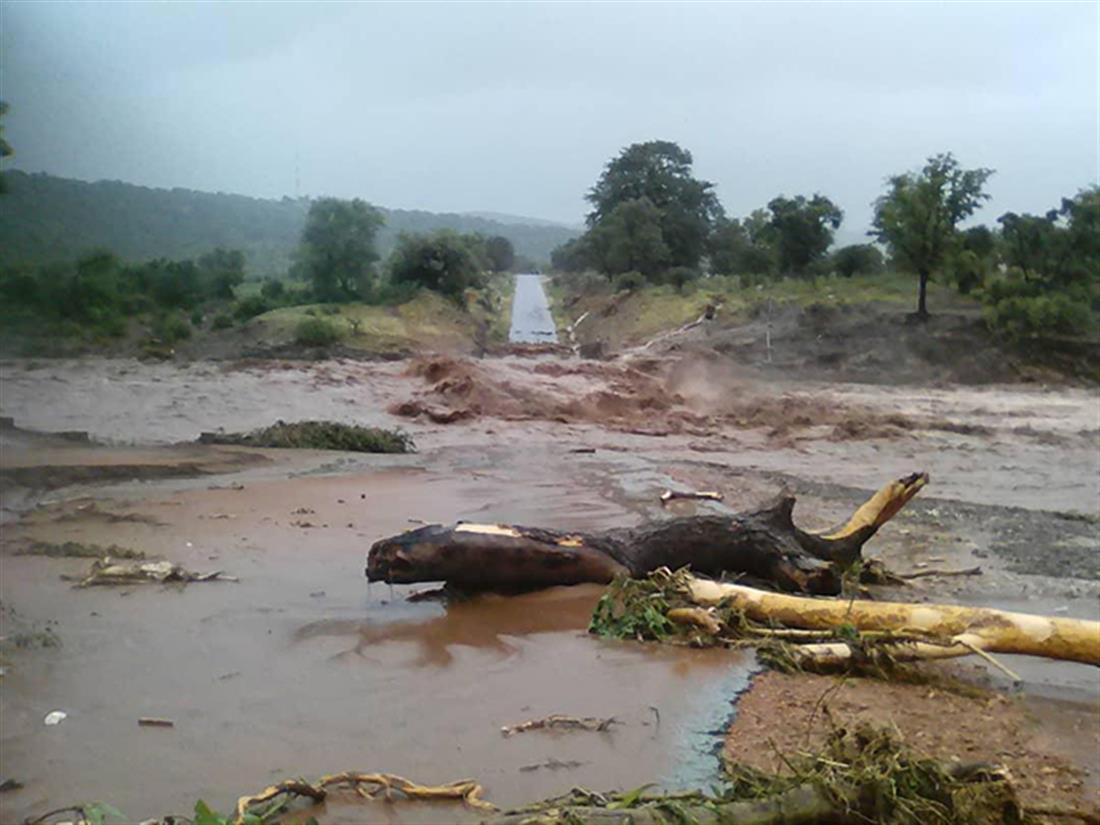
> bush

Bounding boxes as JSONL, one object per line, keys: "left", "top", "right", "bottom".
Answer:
{"left": 832, "top": 244, "right": 884, "bottom": 278}
{"left": 260, "top": 279, "right": 286, "bottom": 301}
{"left": 664, "top": 266, "right": 700, "bottom": 292}
{"left": 611, "top": 271, "right": 647, "bottom": 292}
{"left": 294, "top": 317, "right": 343, "bottom": 347}
{"left": 211, "top": 313, "right": 233, "bottom": 330}
{"left": 233, "top": 295, "right": 271, "bottom": 321}
{"left": 152, "top": 312, "right": 192, "bottom": 344}
{"left": 189, "top": 308, "right": 204, "bottom": 327}
{"left": 984, "top": 291, "right": 1095, "bottom": 342}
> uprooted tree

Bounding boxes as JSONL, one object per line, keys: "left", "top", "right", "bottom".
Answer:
{"left": 366, "top": 472, "right": 929, "bottom": 595}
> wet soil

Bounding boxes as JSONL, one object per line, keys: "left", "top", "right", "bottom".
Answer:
{"left": 1, "top": 353, "right": 1097, "bottom": 822}
{"left": 725, "top": 670, "right": 1098, "bottom": 813}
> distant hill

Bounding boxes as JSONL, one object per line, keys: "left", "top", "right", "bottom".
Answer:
{"left": 463, "top": 210, "right": 582, "bottom": 230}
{"left": 0, "top": 171, "right": 579, "bottom": 274}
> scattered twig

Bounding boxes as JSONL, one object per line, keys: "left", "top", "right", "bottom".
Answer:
{"left": 900, "top": 566, "right": 982, "bottom": 580}
{"left": 501, "top": 714, "right": 619, "bottom": 737}
{"left": 956, "top": 638, "right": 1023, "bottom": 683}
{"left": 518, "top": 758, "right": 587, "bottom": 773}
{"left": 233, "top": 772, "right": 495, "bottom": 824}
{"left": 138, "top": 718, "right": 175, "bottom": 728}
{"left": 660, "top": 489, "right": 723, "bottom": 505}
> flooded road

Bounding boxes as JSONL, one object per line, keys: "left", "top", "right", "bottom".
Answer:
{"left": 508, "top": 274, "right": 558, "bottom": 344}
{"left": 1, "top": 354, "right": 1098, "bottom": 821}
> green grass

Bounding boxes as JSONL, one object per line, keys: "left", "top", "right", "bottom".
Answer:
{"left": 250, "top": 290, "right": 479, "bottom": 354}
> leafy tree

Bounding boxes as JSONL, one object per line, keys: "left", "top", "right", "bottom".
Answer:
{"left": 708, "top": 213, "right": 778, "bottom": 277}
{"left": 831, "top": 244, "right": 884, "bottom": 278}
{"left": 550, "top": 236, "right": 592, "bottom": 273}
{"left": 767, "top": 195, "right": 843, "bottom": 274}
{"left": 0, "top": 101, "right": 12, "bottom": 194}
{"left": 1000, "top": 187, "right": 1100, "bottom": 289}
{"left": 484, "top": 236, "right": 515, "bottom": 272}
{"left": 300, "top": 198, "right": 385, "bottom": 301}
{"left": 387, "top": 230, "right": 486, "bottom": 299}
{"left": 197, "top": 248, "right": 245, "bottom": 299}
{"left": 587, "top": 197, "right": 670, "bottom": 279}
{"left": 871, "top": 153, "right": 993, "bottom": 319}
{"left": 586, "top": 140, "right": 723, "bottom": 272}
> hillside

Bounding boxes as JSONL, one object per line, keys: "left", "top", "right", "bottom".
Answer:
{"left": 0, "top": 171, "right": 579, "bottom": 274}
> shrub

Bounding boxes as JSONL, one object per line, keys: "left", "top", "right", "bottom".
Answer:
{"left": 189, "top": 308, "right": 204, "bottom": 327}
{"left": 260, "top": 278, "right": 286, "bottom": 301}
{"left": 294, "top": 317, "right": 343, "bottom": 347}
{"left": 233, "top": 295, "right": 271, "bottom": 321}
{"left": 152, "top": 312, "right": 192, "bottom": 344}
{"left": 611, "top": 271, "right": 647, "bottom": 292}
{"left": 212, "top": 313, "right": 233, "bottom": 330}
{"left": 664, "top": 266, "right": 700, "bottom": 292}
{"left": 984, "top": 291, "right": 1094, "bottom": 342}
{"left": 831, "top": 244, "right": 885, "bottom": 278}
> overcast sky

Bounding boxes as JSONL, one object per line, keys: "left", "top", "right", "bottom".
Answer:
{"left": 2, "top": 1, "right": 1097, "bottom": 236}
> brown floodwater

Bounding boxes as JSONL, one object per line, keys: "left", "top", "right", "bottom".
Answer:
{"left": 1, "top": 356, "right": 1098, "bottom": 822}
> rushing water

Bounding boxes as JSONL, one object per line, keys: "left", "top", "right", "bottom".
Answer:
{"left": 508, "top": 273, "right": 559, "bottom": 343}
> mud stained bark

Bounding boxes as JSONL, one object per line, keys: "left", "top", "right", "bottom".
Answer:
{"left": 366, "top": 473, "right": 928, "bottom": 595}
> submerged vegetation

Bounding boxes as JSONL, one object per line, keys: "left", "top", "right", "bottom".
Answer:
{"left": 198, "top": 420, "right": 414, "bottom": 453}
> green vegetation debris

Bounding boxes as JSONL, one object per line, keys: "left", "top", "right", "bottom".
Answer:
{"left": 200, "top": 420, "right": 414, "bottom": 453}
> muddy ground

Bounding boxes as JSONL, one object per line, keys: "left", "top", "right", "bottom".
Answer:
{"left": 0, "top": 352, "right": 1097, "bottom": 823}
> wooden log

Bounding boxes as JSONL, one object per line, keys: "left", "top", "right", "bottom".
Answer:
{"left": 687, "top": 579, "right": 1100, "bottom": 666}
{"left": 365, "top": 472, "right": 928, "bottom": 595}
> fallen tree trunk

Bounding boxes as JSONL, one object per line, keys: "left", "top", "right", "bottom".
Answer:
{"left": 687, "top": 578, "right": 1100, "bottom": 666}
{"left": 366, "top": 472, "right": 928, "bottom": 595}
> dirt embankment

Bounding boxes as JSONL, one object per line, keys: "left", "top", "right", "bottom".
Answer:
{"left": 559, "top": 283, "right": 1099, "bottom": 386}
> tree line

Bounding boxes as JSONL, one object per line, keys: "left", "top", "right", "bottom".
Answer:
{"left": 550, "top": 141, "right": 1098, "bottom": 339}
{"left": 0, "top": 195, "right": 519, "bottom": 345}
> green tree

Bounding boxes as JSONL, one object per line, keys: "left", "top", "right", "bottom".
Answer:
{"left": 0, "top": 101, "right": 12, "bottom": 194}
{"left": 387, "top": 230, "right": 486, "bottom": 299}
{"left": 197, "top": 248, "right": 246, "bottom": 299}
{"left": 709, "top": 212, "right": 778, "bottom": 278}
{"left": 831, "top": 244, "right": 884, "bottom": 278}
{"left": 550, "top": 236, "right": 592, "bottom": 272}
{"left": 767, "top": 195, "right": 843, "bottom": 274}
{"left": 586, "top": 140, "right": 723, "bottom": 272}
{"left": 484, "top": 236, "right": 515, "bottom": 272}
{"left": 587, "top": 197, "right": 670, "bottom": 279}
{"left": 300, "top": 198, "right": 385, "bottom": 302}
{"left": 871, "top": 153, "right": 993, "bottom": 319}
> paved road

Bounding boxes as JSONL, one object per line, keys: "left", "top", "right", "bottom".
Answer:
{"left": 508, "top": 273, "right": 558, "bottom": 343}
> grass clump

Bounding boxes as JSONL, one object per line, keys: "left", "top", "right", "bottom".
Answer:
{"left": 200, "top": 420, "right": 414, "bottom": 453}
{"left": 293, "top": 317, "right": 343, "bottom": 347}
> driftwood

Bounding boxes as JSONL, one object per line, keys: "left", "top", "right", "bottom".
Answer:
{"left": 366, "top": 472, "right": 928, "bottom": 595}
{"left": 687, "top": 578, "right": 1100, "bottom": 666}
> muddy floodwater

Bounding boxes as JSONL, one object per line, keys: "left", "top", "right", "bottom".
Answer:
{"left": 1, "top": 354, "right": 1098, "bottom": 821}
